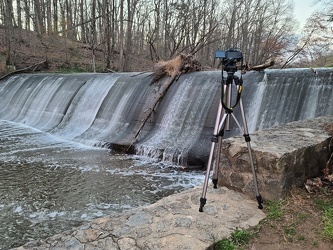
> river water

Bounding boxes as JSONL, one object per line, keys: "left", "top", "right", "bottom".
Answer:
{"left": 0, "top": 120, "right": 204, "bottom": 249}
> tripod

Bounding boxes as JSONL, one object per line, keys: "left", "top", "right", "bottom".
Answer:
{"left": 199, "top": 67, "right": 263, "bottom": 212}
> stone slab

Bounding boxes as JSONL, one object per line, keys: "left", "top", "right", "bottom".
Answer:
{"left": 14, "top": 186, "right": 266, "bottom": 250}
{"left": 218, "top": 116, "right": 333, "bottom": 200}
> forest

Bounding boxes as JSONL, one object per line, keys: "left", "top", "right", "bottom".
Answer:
{"left": 1, "top": 0, "right": 333, "bottom": 72}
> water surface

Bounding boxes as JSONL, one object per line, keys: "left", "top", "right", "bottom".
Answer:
{"left": 0, "top": 120, "right": 203, "bottom": 249}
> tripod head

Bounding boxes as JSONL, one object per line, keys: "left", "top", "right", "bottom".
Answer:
{"left": 215, "top": 48, "right": 243, "bottom": 86}
{"left": 215, "top": 48, "right": 244, "bottom": 116}
{"left": 215, "top": 48, "right": 243, "bottom": 74}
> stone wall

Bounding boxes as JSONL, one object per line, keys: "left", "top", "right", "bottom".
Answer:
{"left": 218, "top": 116, "right": 333, "bottom": 200}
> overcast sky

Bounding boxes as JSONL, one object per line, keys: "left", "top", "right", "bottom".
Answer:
{"left": 293, "top": 0, "right": 320, "bottom": 29}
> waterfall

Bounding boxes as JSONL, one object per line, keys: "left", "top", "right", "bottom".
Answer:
{"left": 135, "top": 73, "right": 221, "bottom": 166}
{"left": 248, "top": 68, "right": 333, "bottom": 130}
{"left": 0, "top": 68, "right": 332, "bottom": 167}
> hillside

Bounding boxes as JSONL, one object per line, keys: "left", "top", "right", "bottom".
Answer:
{"left": 0, "top": 26, "right": 154, "bottom": 74}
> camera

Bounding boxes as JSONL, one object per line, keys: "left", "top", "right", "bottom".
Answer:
{"left": 215, "top": 48, "right": 243, "bottom": 65}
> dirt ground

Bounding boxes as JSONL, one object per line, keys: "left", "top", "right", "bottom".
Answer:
{"left": 245, "top": 186, "right": 333, "bottom": 250}
{"left": 0, "top": 27, "right": 154, "bottom": 75}
{"left": 242, "top": 125, "right": 333, "bottom": 250}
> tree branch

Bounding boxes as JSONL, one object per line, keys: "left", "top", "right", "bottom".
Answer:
{"left": 0, "top": 60, "right": 48, "bottom": 80}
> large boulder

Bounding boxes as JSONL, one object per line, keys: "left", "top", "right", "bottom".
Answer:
{"left": 218, "top": 116, "right": 333, "bottom": 200}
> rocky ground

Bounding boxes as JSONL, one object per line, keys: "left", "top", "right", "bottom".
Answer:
{"left": 12, "top": 185, "right": 333, "bottom": 250}
{"left": 14, "top": 186, "right": 266, "bottom": 250}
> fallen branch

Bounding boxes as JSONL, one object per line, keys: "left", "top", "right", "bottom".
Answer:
{"left": 126, "top": 53, "right": 201, "bottom": 151}
{"left": 281, "top": 29, "right": 314, "bottom": 69}
{"left": 130, "top": 73, "right": 178, "bottom": 145}
{"left": 0, "top": 60, "right": 48, "bottom": 81}
{"left": 249, "top": 59, "right": 275, "bottom": 71}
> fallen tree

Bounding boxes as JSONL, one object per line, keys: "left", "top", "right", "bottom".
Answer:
{"left": 126, "top": 55, "right": 278, "bottom": 151}
{"left": 249, "top": 59, "right": 275, "bottom": 71}
{"left": 240, "top": 59, "right": 275, "bottom": 72}
{"left": 0, "top": 60, "right": 48, "bottom": 80}
{"left": 151, "top": 53, "right": 201, "bottom": 82}
{"left": 126, "top": 54, "right": 201, "bottom": 150}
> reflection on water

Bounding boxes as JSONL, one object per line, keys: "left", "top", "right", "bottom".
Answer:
{"left": 0, "top": 120, "right": 203, "bottom": 249}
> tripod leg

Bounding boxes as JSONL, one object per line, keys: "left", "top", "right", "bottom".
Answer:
{"left": 212, "top": 81, "right": 229, "bottom": 189}
{"left": 199, "top": 103, "right": 227, "bottom": 212}
{"left": 212, "top": 135, "right": 223, "bottom": 189}
{"left": 238, "top": 98, "right": 263, "bottom": 209}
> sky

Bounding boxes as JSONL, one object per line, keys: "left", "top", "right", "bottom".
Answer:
{"left": 293, "top": 0, "right": 319, "bottom": 29}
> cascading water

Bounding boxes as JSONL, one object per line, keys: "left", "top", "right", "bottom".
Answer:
{"left": 135, "top": 72, "right": 222, "bottom": 166}
{"left": 0, "top": 68, "right": 332, "bottom": 249}
{"left": 0, "top": 69, "right": 332, "bottom": 165}
{"left": 247, "top": 68, "right": 333, "bottom": 130}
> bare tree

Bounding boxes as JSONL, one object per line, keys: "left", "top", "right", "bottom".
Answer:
{"left": 124, "top": 0, "right": 138, "bottom": 70}
{"left": 53, "top": 0, "right": 59, "bottom": 32}
{"left": 16, "top": 0, "right": 22, "bottom": 29}
{"left": 119, "top": 0, "right": 125, "bottom": 71}
{"left": 22, "top": 0, "right": 31, "bottom": 30}
{"left": 34, "top": 0, "right": 45, "bottom": 34}
{"left": 46, "top": 0, "right": 52, "bottom": 34}
{"left": 1, "top": 0, "right": 323, "bottom": 71}
{"left": 101, "top": 0, "right": 112, "bottom": 69}
{"left": 3, "top": 0, "right": 15, "bottom": 65}
{"left": 218, "top": 0, "right": 295, "bottom": 66}
{"left": 300, "top": 11, "right": 333, "bottom": 66}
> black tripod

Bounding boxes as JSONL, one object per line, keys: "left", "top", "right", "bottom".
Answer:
{"left": 199, "top": 65, "right": 263, "bottom": 212}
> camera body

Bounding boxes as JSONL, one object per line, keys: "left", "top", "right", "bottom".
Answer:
{"left": 215, "top": 48, "right": 243, "bottom": 71}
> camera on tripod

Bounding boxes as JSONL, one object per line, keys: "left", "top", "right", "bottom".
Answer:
{"left": 199, "top": 47, "right": 263, "bottom": 213}
{"left": 215, "top": 48, "right": 243, "bottom": 72}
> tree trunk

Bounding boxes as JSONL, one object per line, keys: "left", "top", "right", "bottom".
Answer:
{"left": 46, "top": 0, "right": 52, "bottom": 34}
{"left": 119, "top": 0, "right": 124, "bottom": 71}
{"left": 127, "top": 73, "right": 178, "bottom": 150}
{"left": 34, "top": 0, "right": 45, "bottom": 33}
{"left": 4, "top": 0, "right": 13, "bottom": 65}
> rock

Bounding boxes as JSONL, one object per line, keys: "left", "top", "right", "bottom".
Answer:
{"left": 117, "top": 237, "right": 139, "bottom": 250}
{"left": 125, "top": 212, "right": 152, "bottom": 227}
{"left": 218, "top": 116, "right": 333, "bottom": 200}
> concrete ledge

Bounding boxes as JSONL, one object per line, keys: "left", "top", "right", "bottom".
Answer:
{"left": 218, "top": 116, "right": 333, "bottom": 200}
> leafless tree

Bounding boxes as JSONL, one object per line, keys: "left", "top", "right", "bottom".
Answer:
{"left": 219, "top": 0, "right": 295, "bottom": 66}
{"left": 2, "top": 0, "right": 326, "bottom": 70}
{"left": 119, "top": 0, "right": 125, "bottom": 71}
{"left": 3, "top": 0, "right": 15, "bottom": 65}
